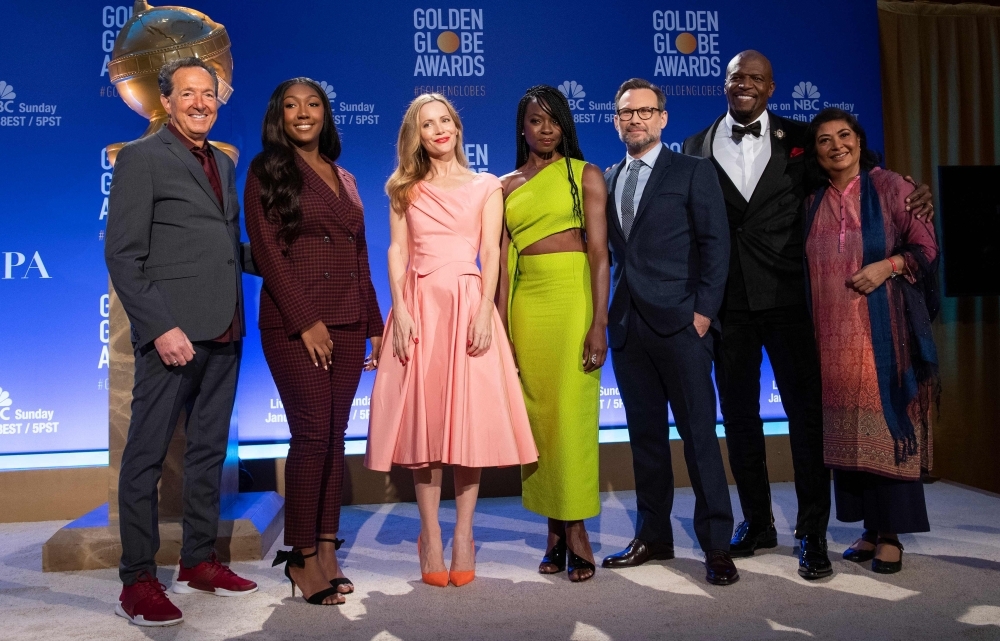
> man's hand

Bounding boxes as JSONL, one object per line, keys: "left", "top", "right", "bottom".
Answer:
{"left": 693, "top": 312, "right": 711, "bottom": 338}
{"left": 904, "top": 176, "right": 934, "bottom": 221}
{"left": 154, "top": 327, "right": 195, "bottom": 367}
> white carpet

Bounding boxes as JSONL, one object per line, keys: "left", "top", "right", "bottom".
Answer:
{"left": 2, "top": 482, "right": 1000, "bottom": 640}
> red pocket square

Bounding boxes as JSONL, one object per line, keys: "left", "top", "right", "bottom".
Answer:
{"left": 790, "top": 147, "right": 804, "bottom": 158}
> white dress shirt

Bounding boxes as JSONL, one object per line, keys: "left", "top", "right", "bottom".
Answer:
{"left": 712, "top": 111, "right": 771, "bottom": 201}
{"left": 614, "top": 143, "right": 663, "bottom": 227}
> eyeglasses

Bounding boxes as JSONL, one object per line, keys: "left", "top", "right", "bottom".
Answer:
{"left": 616, "top": 107, "right": 662, "bottom": 121}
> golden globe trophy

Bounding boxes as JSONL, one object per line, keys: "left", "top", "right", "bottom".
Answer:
{"left": 105, "top": 0, "right": 238, "bottom": 165}
{"left": 42, "top": 1, "right": 283, "bottom": 572}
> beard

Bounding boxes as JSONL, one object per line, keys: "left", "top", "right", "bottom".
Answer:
{"left": 619, "top": 127, "right": 659, "bottom": 154}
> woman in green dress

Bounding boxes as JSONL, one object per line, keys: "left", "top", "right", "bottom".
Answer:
{"left": 498, "top": 85, "right": 610, "bottom": 582}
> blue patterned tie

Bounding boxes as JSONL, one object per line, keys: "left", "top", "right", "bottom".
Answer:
{"left": 620, "top": 159, "right": 643, "bottom": 240}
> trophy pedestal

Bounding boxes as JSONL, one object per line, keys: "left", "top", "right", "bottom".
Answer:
{"left": 41, "top": 282, "right": 284, "bottom": 572}
{"left": 41, "top": 493, "right": 283, "bottom": 572}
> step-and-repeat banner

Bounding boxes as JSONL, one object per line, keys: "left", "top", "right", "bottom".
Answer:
{"left": 0, "top": 0, "right": 883, "bottom": 453}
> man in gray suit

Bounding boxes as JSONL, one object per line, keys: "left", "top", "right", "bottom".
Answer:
{"left": 105, "top": 58, "right": 257, "bottom": 627}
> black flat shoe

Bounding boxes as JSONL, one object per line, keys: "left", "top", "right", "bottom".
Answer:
{"left": 729, "top": 520, "right": 778, "bottom": 559}
{"left": 273, "top": 550, "right": 344, "bottom": 605}
{"left": 871, "top": 537, "right": 904, "bottom": 574}
{"left": 567, "top": 548, "right": 596, "bottom": 582}
{"left": 601, "top": 538, "right": 675, "bottom": 569}
{"left": 539, "top": 538, "right": 567, "bottom": 574}
{"left": 797, "top": 534, "right": 833, "bottom": 580}
{"left": 317, "top": 537, "right": 354, "bottom": 594}
{"left": 842, "top": 530, "right": 877, "bottom": 563}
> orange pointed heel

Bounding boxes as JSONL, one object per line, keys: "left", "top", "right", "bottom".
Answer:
{"left": 417, "top": 535, "right": 449, "bottom": 587}
{"left": 449, "top": 538, "right": 476, "bottom": 587}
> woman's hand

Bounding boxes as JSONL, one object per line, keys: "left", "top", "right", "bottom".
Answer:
{"left": 364, "top": 336, "right": 383, "bottom": 371}
{"left": 582, "top": 322, "right": 608, "bottom": 373}
{"left": 391, "top": 310, "right": 418, "bottom": 365}
{"left": 467, "top": 298, "right": 494, "bottom": 357}
{"left": 301, "top": 321, "right": 333, "bottom": 369}
{"left": 848, "top": 260, "right": 894, "bottom": 295}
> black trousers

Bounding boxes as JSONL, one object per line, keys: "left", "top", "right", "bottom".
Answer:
{"left": 715, "top": 304, "right": 830, "bottom": 537}
{"left": 118, "top": 339, "right": 240, "bottom": 585}
{"left": 834, "top": 470, "right": 930, "bottom": 534}
{"left": 612, "top": 308, "right": 734, "bottom": 552}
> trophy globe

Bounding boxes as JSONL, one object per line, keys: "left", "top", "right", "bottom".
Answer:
{"left": 105, "top": 0, "right": 237, "bottom": 165}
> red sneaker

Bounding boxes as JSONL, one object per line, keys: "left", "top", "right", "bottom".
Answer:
{"left": 116, "top": 571, "right": 183, "bottom": 627}
{"left": 173, "top": 553, "right": 258, "bottom": 597}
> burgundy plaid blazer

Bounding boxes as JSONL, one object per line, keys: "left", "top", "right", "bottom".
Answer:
{"left": 244, "top": 154, "right": 384, "bottom": 338}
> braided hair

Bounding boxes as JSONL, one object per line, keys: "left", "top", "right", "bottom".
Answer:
{"left": 515, "top": 85, "right": 585, "bottom": 224}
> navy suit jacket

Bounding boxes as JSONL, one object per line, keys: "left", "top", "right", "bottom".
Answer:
{"left": 604, "top": 144, "right": 730, "bottom": 349}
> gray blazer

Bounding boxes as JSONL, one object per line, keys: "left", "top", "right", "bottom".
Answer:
{"left": 105, "top": 126, "right": 253, "bottom": 348}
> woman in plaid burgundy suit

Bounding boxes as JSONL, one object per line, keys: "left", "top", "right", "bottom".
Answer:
{"left": 245, "top": 78, "right": 384, "bottom": 606}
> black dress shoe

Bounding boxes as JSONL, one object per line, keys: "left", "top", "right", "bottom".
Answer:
{"left": 601, "top": 538, "right": 674, "bottom": 569}
{"left": 704, "top": 550, "right": 739, "bottom": 585}
{"left": 729, "top": 520, "right": 778, "bottom": 558}
{"left": 871, "top": 537, "right": 904, "bottom": 574}
{"left": 797, "top": 534, "right": 833, "bottom": 579}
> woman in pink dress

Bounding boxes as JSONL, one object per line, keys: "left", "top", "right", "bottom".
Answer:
{"left": 366, "top": 94, "right": 537, "bottom": 587}
{"left": 803, "top": 108, "right": 939, "bottom": 575}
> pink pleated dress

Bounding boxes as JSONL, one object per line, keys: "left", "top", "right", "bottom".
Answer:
{"left": 365, "top": 173, "right": 538, "bottom": 472}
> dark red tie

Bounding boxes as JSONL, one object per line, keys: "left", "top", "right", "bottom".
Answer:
{"left": 191, "top": 145, "right": 224, "bottom": 207}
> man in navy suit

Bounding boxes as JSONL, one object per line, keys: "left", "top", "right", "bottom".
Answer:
{"left": 599, "top": 78, "right": 738, "bottom": 585}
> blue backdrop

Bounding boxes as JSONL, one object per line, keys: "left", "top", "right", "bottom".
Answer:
{"left": 0, "top": 0, "right": 883, "bottom": 456}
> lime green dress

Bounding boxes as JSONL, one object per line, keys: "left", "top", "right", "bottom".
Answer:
{"left": 505, "top": 158, "right": 601, "bottom": 521}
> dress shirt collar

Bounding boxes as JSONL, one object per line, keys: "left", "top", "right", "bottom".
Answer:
{"left": 721, "top": 110, "right": 770, "bottom": 141}
{"left": 166, "top": 122, "right": 211, "bottom": 153}
{"left": 624, "top": 142, "right": 663, "bottom": 169}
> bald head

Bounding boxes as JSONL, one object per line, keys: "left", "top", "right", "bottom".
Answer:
{"left": 724, "top": 50, "right": 776, "bottom": 125}
{"left": 726, "top": 50, "right": 773, "bottom": 81}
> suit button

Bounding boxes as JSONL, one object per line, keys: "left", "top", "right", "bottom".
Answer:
{"left": 350, "top": 271, "right": 357, "bottom": 279}
{"left": 348, "top": 235, "right": 355, "bottom": 243}
{"left": 324, "top": 272, "right": 330, "bottom": 279}
{"left": 227, "top": 259, "right": 235, "bottom": 265}
{"left": 324, "top": 236, "right": 330, "bottom": 243}
{"left": 736, "top": 227, "right": 743, "bottom": 233}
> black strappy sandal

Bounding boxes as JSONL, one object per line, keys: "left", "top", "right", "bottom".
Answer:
{"left": 842, "top": 529, "right": 877, "bottom": 562}
{"left": 539, "top": 538, "right": 567, "bottom": 574}
{"left": 273, "top": 549, "right": 344, "bottom": 605}
{"left": 871, "top": 537, "right": 904, "bottom": 574}
{"left": 567, "top": 547, "right": 596, "bottom": 583}
{"left": 317, "top": 537, "right": 354, "bottom": 594}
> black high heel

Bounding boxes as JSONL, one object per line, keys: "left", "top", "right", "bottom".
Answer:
{"left": 843, "top": 529, "right": 877, "bottom": 562}
{"left": 567, "top": 546, "right": 596, "bottom": 583}
{"left": 539, "top": 538, "right": 567, "bottom": 574}
{"left": 272, "top": 550, "right": 344, "bottom": 605}
{"left": 317, "top": 537, "right": 354, "bottom": 594}
{"left": 871, "top": 537, "right": 904, "bottom": 574}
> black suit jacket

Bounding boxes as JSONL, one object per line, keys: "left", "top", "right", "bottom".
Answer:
{"left": 604, "top": 144, "right": 730, "bottom": 349}
{"left": 105, "top": 127, "right": 254, "bottom": 348}
{"left": 682, "top": 112, "right": 808, "bottom": 311}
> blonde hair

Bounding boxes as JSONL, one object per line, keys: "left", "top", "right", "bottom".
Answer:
{"left": 385, "top": 94, "right": 468, "bottom": 215}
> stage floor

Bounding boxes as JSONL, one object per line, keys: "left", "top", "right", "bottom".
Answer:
{"left": 2, "top": 482, "right": 999, "bottom": 640}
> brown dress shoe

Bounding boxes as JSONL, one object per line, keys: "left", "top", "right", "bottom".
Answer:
{"left": 601, "top": 538, "right": 675, "bottom": 569}
{"left": 704, "top": 550, "right": 739, "bottom": 585}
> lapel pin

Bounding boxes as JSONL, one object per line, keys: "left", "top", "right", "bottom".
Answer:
{"left": 774, "top": 129, "right": 785, "bottom": 139}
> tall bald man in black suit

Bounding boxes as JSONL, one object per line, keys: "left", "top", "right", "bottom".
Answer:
{"left": 683, "top": 50, "right": 933, "bottom": 580}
